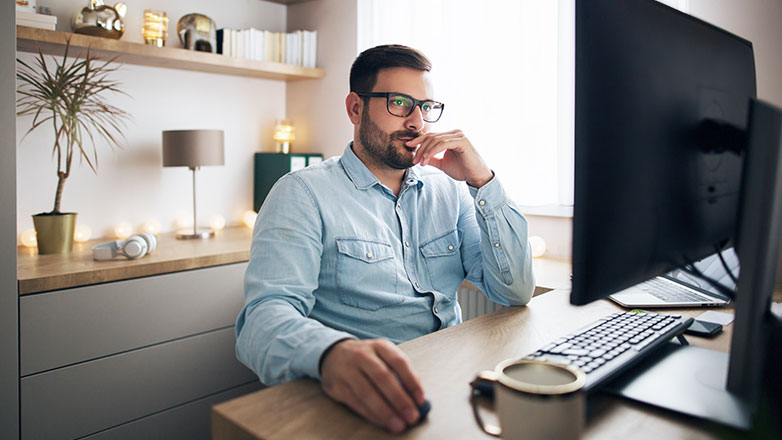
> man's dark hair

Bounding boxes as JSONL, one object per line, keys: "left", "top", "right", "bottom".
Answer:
{"left": 349, "top": 44, "right": 432, "bottom": 94}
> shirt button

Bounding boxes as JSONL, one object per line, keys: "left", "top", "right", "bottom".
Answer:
{"left": 405, "top": 241, "right": 410, "bottom": 247}
{"left": 366, "top": 252, "right": 373, "bottom": 259}
{"left": 494, "top": 243, "right": 501, "bottom": 248}
{"left": 415, "top": 282, "right": 420, "bottom": 288}
{"left": 447, "top": 245, "right": 454, "bottom": 251}
{"left": 479, "top": 200, "right": 486, "bottom": 206}
{"left": 434, "top": 306, "right": 439, "bottom": 313}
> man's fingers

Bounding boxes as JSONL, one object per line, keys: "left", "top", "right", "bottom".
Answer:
{"left": 427, "top": 156, "right": 444, "bottom": 171}
{"left": 360, "top": 354, "right": 420, "bottom": 424}
{"left": 374, "top": 341, "right": 426, "bottom": 405}
{"left": 412, "top": 133, "right": 466, "bottom": 166}
{"left": 347, "top": 370, "right": 407, "bottom": 433}
{"left": 319, "top": 339, "right": 427, "bottom": 433}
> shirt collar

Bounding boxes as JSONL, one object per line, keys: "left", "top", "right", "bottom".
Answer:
{"left": 340, "top": 142, "right": 380, "bottom": 190}
{"left": 340, "top": 142, "right": 425, "bottom": 191}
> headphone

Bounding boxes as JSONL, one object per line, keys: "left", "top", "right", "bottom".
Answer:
{"left": 92, "top": 232, "right": 158, "bottom": 261}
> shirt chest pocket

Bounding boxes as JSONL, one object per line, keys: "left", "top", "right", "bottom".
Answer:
{"left": 336, "top": 238, "right": 404, "bottom": 310}
{"left": 420, "top": 229, "right": 464, "bottom": 297}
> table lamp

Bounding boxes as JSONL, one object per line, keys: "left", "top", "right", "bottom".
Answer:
{"left": 162, "top": 129, "right": 225, "bottom": 239}
{"left": 273, "top": 119, "right": 295, "bottom": 154}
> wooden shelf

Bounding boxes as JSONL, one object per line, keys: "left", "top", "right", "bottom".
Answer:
{"left": 16, "top": 25, "right": 325, "bottom": 81}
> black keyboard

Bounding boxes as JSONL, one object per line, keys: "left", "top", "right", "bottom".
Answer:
{"left": 524, "top": 311, "right": 693, "bottom": 392}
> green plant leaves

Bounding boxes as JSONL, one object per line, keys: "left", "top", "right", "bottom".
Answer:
{"left": 16, "top": 37, "right": 132, "bottom": 213}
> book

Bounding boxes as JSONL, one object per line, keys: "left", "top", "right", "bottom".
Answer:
{"left": 263, "top": 30, "right": 274, "bottom": 62}
{"left": 16, "top": 10, "right": 55, "bottom": 23}
{"left": 216, "top": 29, "right": 224, "bottom": 55}
{"left": 16, "top": 10, "right": 56, "bottom": 30}
{"left": 16, "top": 18, "right": 54, "bottom": 30}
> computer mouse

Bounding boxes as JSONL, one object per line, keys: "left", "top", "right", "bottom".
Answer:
{"left": 415, "top": 399, "right": 431, "bottom": 425}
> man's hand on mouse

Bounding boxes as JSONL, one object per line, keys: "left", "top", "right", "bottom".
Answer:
{"left": 407, "top": 129, "right": 493, "bottom": 188}
{"left": 320, "top": 338, "right": 426, "bottom": 433}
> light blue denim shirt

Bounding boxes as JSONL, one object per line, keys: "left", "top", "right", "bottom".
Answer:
{"left": 236, "top": 143, "right": 534, "bottom": 385}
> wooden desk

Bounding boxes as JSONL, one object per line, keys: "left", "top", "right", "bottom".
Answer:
{"left": 212, "top": 288, "right": 734, "bottom": 440}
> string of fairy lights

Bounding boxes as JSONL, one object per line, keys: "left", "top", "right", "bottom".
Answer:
{"left": 18, "top": 210, "right": 259, "bottom": 248}
{"left": 18, "top": 209, "right": 550, "bottom": 258}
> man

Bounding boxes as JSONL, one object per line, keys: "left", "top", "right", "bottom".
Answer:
{"left": 236, "top": 44, "right": 534, "bottom": 433}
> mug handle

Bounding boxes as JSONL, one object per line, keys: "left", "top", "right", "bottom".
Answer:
{"left": 470, "top": 370, "right": 502, "bottom": 437}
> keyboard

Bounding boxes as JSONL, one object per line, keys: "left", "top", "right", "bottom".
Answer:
{"left": 524, "top": 311, "right": 693, "bottom": 392}
{"left": 642, "top": 277, "right": 712, "bottom": 303}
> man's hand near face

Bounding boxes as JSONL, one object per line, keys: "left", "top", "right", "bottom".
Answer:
{"left": 408, "top": 130, "right": 494, "bottom": 188}
{"left": 320, "top": 339, "right": 426, "bottom": 433}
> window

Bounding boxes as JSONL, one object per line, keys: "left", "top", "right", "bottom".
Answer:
{"left": 358, "top": 0, "right": 574, "bottom": 207}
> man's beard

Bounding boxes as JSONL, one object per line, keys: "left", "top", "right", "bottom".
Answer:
{"left": 358, "top": 108, "right": 420, "bottom": 170}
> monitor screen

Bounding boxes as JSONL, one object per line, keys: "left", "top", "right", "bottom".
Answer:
{"left": 667, "top": 247, "right": 739, "bottom": 294}
{"left": 571, "top": 0, "right": 756, "bottom": 306}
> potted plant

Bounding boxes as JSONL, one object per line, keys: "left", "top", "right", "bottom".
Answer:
{"left": 16, "top": 39, "right": 130, "bottom": 254}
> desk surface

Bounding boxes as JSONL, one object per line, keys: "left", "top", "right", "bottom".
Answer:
{"left": 212, "top": 287, "right": 734, "bottom": 440}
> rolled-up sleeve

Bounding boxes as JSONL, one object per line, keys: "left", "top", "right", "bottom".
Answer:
{"left": 460, "top": 174, "right": 535, "bottom": 306}
{"left": 235, "top": 174, "right": 356, "bottom": 385}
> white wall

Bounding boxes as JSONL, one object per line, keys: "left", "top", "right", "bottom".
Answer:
{"left": 286, "top": 0, "right": 357, "bottom": 159}
{"left": 17, "top": 0, "right": 289, "bottom": 240}
{"left": 689, "top": 0, "right": 782, "bottom": 107}
{"left": 530, "top": 0, "right": 782, "bottom": 259}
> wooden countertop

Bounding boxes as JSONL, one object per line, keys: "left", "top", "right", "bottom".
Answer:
{"left": 17, "top": 227, "right": 253, "bottom": 295}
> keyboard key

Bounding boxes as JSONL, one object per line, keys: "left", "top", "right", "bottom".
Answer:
{"left": 549, "top": 343, "right": 571, "bottom": 354}
{"left": 562, "top": 348, "right": 590, "bottom": 356}
{"left": 589, "top": 349, "right": 607, "bottom": 358}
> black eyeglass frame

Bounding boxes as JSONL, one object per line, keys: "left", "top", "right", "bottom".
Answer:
{"left": 356, "top": 92, "right": 445, "bottom": 123}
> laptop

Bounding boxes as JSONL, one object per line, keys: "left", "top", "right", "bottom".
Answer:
{"left": 608, "top": 248, "right": 738, "bottom": 308}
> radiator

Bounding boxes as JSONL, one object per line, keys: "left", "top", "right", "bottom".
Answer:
{"left": 457, "top": 283, "right": 506, "bottom": 321}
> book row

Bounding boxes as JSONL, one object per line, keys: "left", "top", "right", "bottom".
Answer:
{"left": 217, "top": 29, "right": 318, "bottom": 68}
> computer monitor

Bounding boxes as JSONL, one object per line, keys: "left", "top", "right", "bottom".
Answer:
{"left": 571, "top": 0, "right": 782, "bottom": 430}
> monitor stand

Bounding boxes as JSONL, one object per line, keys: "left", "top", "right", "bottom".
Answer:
{"left": 601, "top": 341, "right": 752, "bottom": 430}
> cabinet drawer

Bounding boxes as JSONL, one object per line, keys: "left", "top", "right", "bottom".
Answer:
{"left": 81, "top": 382, "right": 262, "bottom": 440}
{"left": 21, "top": 327, "right": 257, "bottom": 440}
{"left": 21, "top": 262, "right": 247, "bottom": 375}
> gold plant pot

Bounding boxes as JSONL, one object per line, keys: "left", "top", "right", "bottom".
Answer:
{"left": 32, "top": 213, "right": 77, "bottom": 254}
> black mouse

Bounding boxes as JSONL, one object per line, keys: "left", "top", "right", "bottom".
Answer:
{"left": 415, "top": 399, "right": 431, "bottom": 425}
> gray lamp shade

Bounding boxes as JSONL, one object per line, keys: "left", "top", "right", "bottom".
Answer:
{"left": 162, "top": 129, "right": 225, "bottom": 167}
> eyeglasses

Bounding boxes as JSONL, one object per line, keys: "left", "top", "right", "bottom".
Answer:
{"left": 357, "top": 92, "right": 445, "bottom": 123}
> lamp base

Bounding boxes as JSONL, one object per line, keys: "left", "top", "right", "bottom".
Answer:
{"left": 175, "top": 228, "right": 215, "bottom": 240}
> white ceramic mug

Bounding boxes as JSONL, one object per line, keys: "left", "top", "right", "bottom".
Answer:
{"left": 470, "top": 358, "right": 586, "bottom": 440}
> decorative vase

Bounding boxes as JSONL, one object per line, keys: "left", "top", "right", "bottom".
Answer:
{"left": 72, "top": 0, "right": 126, "bottom": 39}
{"left": 32, "top": 213, "right": 77, "bottom": 254}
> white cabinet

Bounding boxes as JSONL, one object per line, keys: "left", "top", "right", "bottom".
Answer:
{"left": 19, "top": 262, "right": 259, "bottom": 440}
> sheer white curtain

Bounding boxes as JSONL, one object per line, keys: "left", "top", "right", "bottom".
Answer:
{"left": 357, "top": 0, "right": 575, "bottom": 207}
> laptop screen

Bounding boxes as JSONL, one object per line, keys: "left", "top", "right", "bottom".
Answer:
{"left": 667, "top": 248, "right": 740, "bottom": 295}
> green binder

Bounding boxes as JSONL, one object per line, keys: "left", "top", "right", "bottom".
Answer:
{"left": 254, "top": 153, "right": 323, "bottom": 211}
